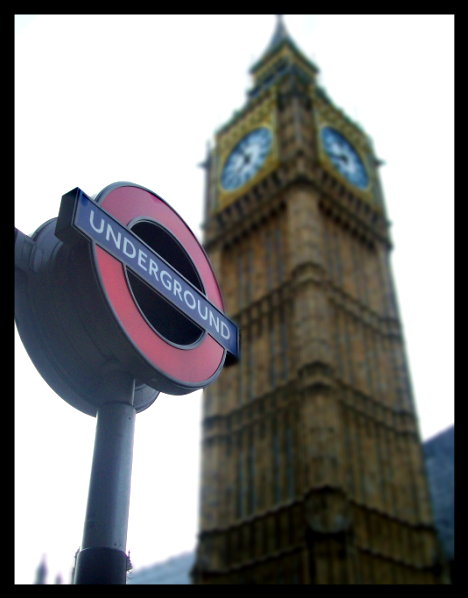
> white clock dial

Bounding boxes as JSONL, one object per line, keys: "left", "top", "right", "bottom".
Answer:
{"left": 321, "top": 127, "right": 369, "bottom": 189}
{"left": 221, "top": 127, "right": 273, "bottom": 192}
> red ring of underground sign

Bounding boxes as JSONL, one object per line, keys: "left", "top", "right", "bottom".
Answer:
{"left": 93, "top": 183, "right": 226, "bottom": 390}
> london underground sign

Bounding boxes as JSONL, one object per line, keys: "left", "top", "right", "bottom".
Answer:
{"left": 59, "top": 187, "right": 238, "bottom": 357}
{"left": 15, "top": 182, "right": 239, "bottom": 415}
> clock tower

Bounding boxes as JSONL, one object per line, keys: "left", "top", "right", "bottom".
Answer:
{"left": 192, "top": 16, "right": 445, "bottom": 584}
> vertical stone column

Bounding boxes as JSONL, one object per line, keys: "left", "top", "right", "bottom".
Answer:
{"left": 286, "top": 186, "right": 333, "bottom": 372}
{"left": 286, "top": 186, "right": 350, "bottom": 582}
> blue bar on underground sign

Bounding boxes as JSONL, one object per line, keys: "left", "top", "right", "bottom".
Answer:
{"left": 73, "top": 191, "right": 239, "bottom": 358}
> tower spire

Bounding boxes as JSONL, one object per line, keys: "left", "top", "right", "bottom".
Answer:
{"left": 266, "top": 14, "right": 290, "bottom": 53}
{"left": 249, "top": 14, "right": 319, "bottom": 92}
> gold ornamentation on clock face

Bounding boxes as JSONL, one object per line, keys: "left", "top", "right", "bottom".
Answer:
{"left": 220, "top": 127, "right": 273, "bottom": 192}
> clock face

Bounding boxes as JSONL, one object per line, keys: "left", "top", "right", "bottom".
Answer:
{"left": 321, "top": 127, "right": 369, "bottom": 189}
{"left": 221, "top": 127, "right": 273, "bottom": 192}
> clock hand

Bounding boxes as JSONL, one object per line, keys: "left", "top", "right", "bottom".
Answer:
{"left": 330, "top": 150, "right": 348, "bottom": 163}
{"left": 240, "top": 146, "right": 252, "bottom": 163}
{"left": 232, "top": 152, "right": 244, "bottom": 173}
{"left": 235, "top": 149, "right": 252, "bottom": 172}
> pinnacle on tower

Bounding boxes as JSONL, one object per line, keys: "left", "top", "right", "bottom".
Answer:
{"left": 265, "top": 14, "right": 290, "bottom": 53}
{"left": 34, "top": 555, "right": 47, "bottom": 584}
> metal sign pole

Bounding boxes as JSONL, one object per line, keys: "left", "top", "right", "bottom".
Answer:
{"left": 74, "top": 372, "right": 136, "bottom": 584}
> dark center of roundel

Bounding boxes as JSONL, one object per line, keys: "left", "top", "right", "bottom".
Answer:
{"left": 127, "top": 220, "right": 205, "bottom": 347}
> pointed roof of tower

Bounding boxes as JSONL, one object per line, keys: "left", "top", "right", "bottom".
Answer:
{"left": 264, "top": 14, "right": 290, "bottom": 54}
{"left": 249, "top": 15, "right": 319, "bottom": 87}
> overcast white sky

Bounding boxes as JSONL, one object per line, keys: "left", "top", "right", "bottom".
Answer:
{"left": 14, "top": 14, "right": 454, "bottom": 584}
